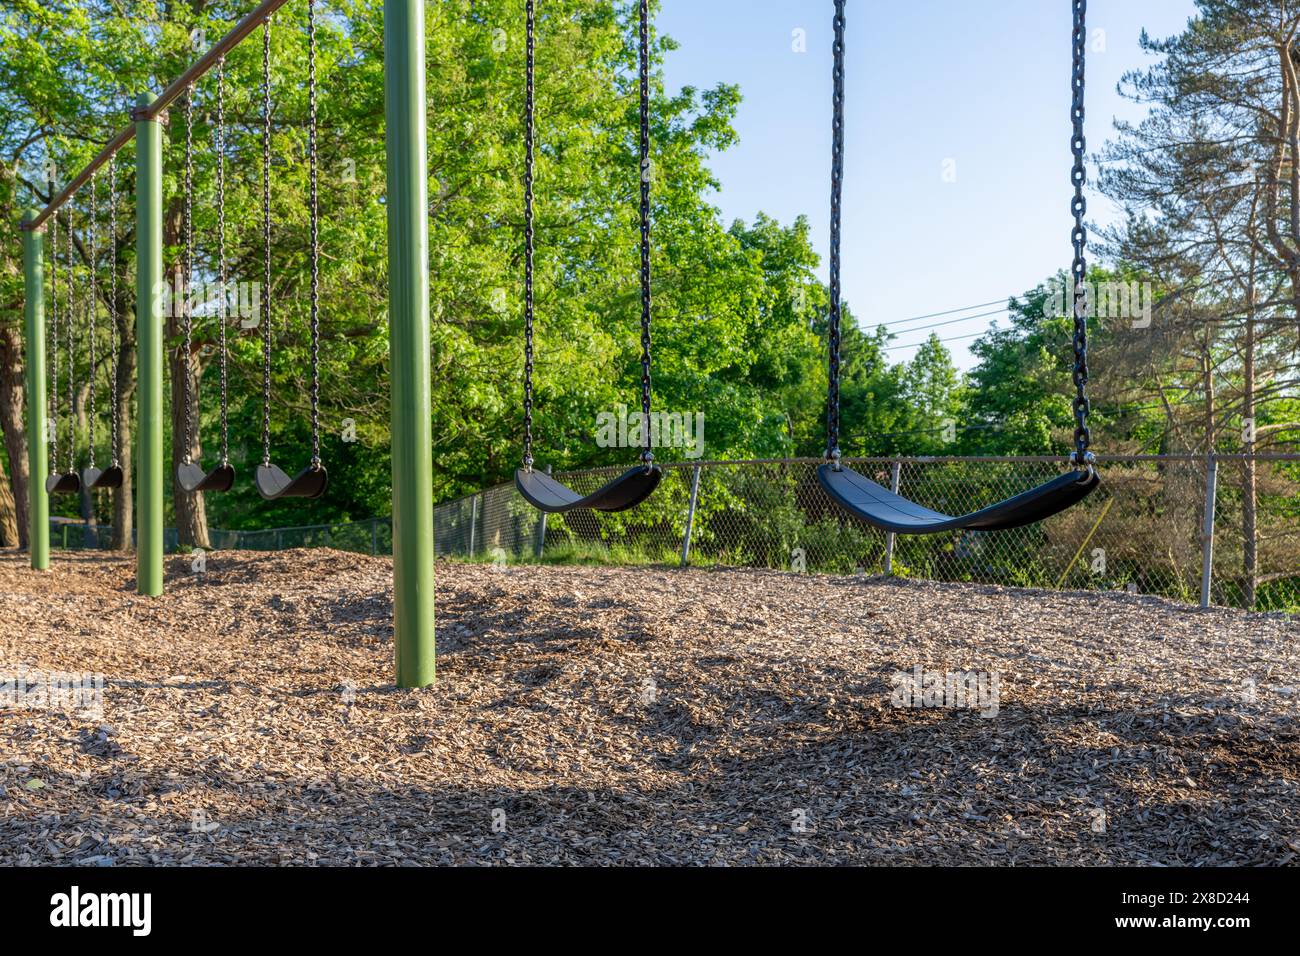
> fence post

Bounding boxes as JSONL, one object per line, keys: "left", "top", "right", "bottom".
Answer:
{"left": 133, "top": 92, "right": 164, "bottom": 596}
{"left": 534, "top": 465, "right": 550, "bottom": 559}
{"left": 468, "top": 494, "right": 478, "bottom": 557}
{"left": 680, "top": 465, "right": 702, "bottom": 568}
{"left": 883, "top": 460, "right": 902, "bottom": 575}
{"left": 1200, "top": 454, "right": 1218, "bottom": 609}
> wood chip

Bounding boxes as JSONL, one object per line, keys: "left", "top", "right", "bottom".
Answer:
{"left": 0, "top": 549, "right": 1296, "bottom": 864}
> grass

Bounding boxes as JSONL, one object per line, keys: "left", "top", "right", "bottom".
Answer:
{"left": 444, "top": 538, "right": 681, "bottom": 568}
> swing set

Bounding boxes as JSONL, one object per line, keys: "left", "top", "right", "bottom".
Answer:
{"left": 510, "top": 0, "right": 1100, "bottom": 530}
{"left": 17, "top": 0, "right": 1103, "bottom": 689}
{"left": 513, "top": 0, "right": 663, "bottom": 514}
{"left": 42, "top": 164, "right": 124, "bottom": 497}
{"left": 19, "top": 0, "right": 435, "bottom": 686}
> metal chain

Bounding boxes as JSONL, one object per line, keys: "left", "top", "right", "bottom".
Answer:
{"left": 49, "top": 205, "right": 59, "bottom": 474}
{"left": 261, "top": 17, "right": 273, "bottom": 466}
{"left": 307, "top": 0, "right": 321, "bottom": 470}
{"left": 87, "top": 171, "right": 97, "bottom": 469}
{"left": 826, "top": 0, "right": 846, "bottom": 466}
{"left": 637, "top": 0, "right": 653, "bottom": 465}
{"left": 216, "top": 58, "right": 230, "bottom": 466}
{"left": 182, "top": 86, "right": 195, "bottom": 465}
{"left": 64, "top": 207, "right": 74, "bottom": 475}
{"left": 1069, "top": 0, "right": 1093, "bottom": 468}
{"left": 522, "top": 0, "right": 536, "bottom": 471}
{"left": 108, "top": 156, "right": 119, "bottom": 466}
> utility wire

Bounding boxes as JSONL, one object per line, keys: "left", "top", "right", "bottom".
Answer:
{"left": 866, "top": 297, "right": 1009, "bottom": 329}
{"left": 882, "top": 331, "right": 987, "bottom": 352}
{"left": 870, "top": 307, "right": 1008, "bottom": 337}
{"left": 868, "top": 310, "right": 1008, "bottom": 340}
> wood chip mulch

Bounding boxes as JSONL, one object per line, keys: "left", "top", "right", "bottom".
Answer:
{"left": 0, "top": 548, "right": 1297, "bottom": 866}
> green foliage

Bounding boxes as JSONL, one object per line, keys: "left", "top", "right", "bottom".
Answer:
{"left": 4, "top": 0, "right": 1294, "bottom": 624}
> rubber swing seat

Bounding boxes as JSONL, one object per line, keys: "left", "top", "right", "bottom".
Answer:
{"left": 515, "top": 464, "right": 662, "bottom": 514}
{"left": 256, "top": 463, "right": 328, "bottom": 500}
{"left": 177, "top": 461, "right": 235, "bottom": 493}
{"left": 817, "top": 463, "right": 1100, "bottom": 535}
{"left": 83, "top": 465, "right": 124, "bottom": 490}
{"left": 45, "top": 472, "right": 81, "bottom": 495}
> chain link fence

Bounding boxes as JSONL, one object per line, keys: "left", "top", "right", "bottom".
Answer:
{"left": 434, "top": 455, "right": 1300, "bottom": 614}
{"left": 49, "top": 455, "right": 1299, "bottom": 613}
{"left": 50, "top": 516, "right": 394, "bottom": 556}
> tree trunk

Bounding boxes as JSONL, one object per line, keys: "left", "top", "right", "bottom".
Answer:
{"left": 167, "top": 308, "right": 210, "bottom": 550}
{"left": 1202, "top": 345, "right": 1216, "bottom": 453}
{"left": 163, "top": 205, "right": 209, "bottom": 551}
{"left": 1200, "top": 344, "right": 1216, "bottom": 600}
{"left": 1241, "top": 291, "right": 1258, "bottom": 610}
{"left": 0, "top": 324, "right": 28, "bottom": 547}
{"left": 109, "top": 243, "right": 136, "bottom": 550}
{"left": 74, "top": 380, "right": 97, "bottom": 542}
{"left": 0, "top": 453, "right": 18, "bottom": 547}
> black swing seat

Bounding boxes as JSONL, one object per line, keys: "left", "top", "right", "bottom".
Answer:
{"left": 177, "top": 461, "right": 235, "bottom": 493}
{"left": 83, "top": 465, "right": 124, "bottom": 490}
{"left": 515, "top": 464, "right": 662, "bottom": 514}
{"left": 256, "top": 462, "right": 328, "bottom": 500}
{"left": 817, "top": 463, "right": 1100, "bottom": 535}
{"left": 45, "top": 472, "right": 81, "bottom": 495}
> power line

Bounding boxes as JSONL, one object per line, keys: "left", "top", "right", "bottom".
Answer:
{"left": 870, "top": 307, "right": 1008, "bottom": 336}
{"left": 884, "top": 330, "right": 986, "bottom": 352}
{"left": 867, "top": 298, "right": 1010, "bottom": 330}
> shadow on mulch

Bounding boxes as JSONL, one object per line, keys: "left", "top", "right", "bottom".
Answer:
{"left": 7, "top": 696, "right": 1295, "bottom": 865}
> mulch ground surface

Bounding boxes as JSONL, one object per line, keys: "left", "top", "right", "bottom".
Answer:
{"left": 1, "top": 548, "right": 1297, "bottom": 865}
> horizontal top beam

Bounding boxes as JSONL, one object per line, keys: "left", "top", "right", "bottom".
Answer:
{"left": 19, "top": 0, "right": 294, "bottom": 231}
{"left": 21, "top": 126, "right": 134, "bottom": 232}
{"left": 138, "top": 0, "right": 293, "bottom": 123}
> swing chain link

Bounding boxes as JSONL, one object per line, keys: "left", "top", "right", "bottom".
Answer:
{"left": 87, "top": 171, "right": 97, "bottom": 470}
{"left": 261, "top": 17, "right": 273, "bottom": 467}
{"left": 1070, "top": 0, "right": 1094, "bottom": 469}
{"left": 216, "top": 58, "right": 230, "bottom": 467}
{"left": 521, "top": 0, "right": 536, "bottom": 473}
{"left": 308, "top": 0, "right": 322, "bottom": 471}
{"left": 108, "top": 156, "right": 119, "bottom": 467}
{"left": 65, "top": 206, "right": 74, "bottom": 476}
{"left": 182, "top": 85, "right": 195, "bottom": 466}
{"left": 49, "top": 203, "right": 59, "bottom": 474}
{"left": 826, "top": 0, "right": 846, "bottom": 467}
{"left": 638, "top": 0, "right": 653, "bottom": 466}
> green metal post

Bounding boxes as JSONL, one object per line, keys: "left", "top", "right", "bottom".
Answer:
{"left": 385, "top": 0, "right": 436, "bottom": 686}
{"left": 134, "top": 93, "right": 164, "bottom": 596}
{"left": 22, "top": 211, "right": 49, "bottom": 570}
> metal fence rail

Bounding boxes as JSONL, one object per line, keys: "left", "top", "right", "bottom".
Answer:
{"left": 50, "top": 516, "right": 394, "bottom": 557}
{"left": 49, "top": 455, "right": 1299, "bottom": 613}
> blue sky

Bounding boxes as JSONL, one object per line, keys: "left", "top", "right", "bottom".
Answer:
{"left": 658, "top": 0, "right": 1198, "bottom": 369}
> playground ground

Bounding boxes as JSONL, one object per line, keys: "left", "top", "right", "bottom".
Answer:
{"left": 0, "top": 549, "right": 1297, "bottom": 866}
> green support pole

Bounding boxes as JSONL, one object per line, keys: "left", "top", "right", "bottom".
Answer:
{"left": 22, "top": 210, "right": 49, "bottom": 570}
{"left": 134, "top": 93, "right": 164, "bottom": 596}
{"left": 384, "top": 0, "right": 436, "bottom": 686}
